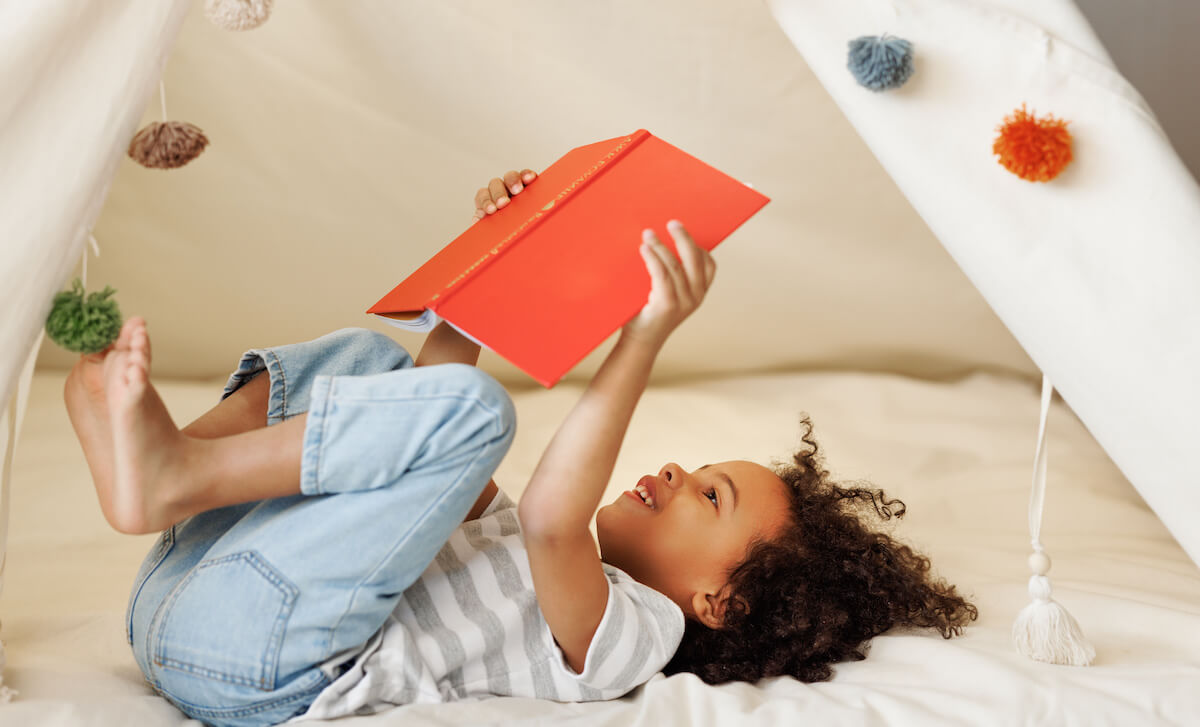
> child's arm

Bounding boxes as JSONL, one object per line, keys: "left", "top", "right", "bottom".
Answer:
{"left": 414, "top": 321, "right": 481, "bottom": 368}
{"left": 518, "top": 221, "right": 716, "bottom": 673}
{"left": 414, "top": 167, "right": 539, "bottom": 519}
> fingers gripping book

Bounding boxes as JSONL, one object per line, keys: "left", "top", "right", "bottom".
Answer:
{"left": 368, "top": 129, "right": 770, "bottom": 387}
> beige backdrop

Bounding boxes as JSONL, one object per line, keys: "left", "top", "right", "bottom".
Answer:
{"left": 35, "top": 0, "right": 1037, "bottom": 386}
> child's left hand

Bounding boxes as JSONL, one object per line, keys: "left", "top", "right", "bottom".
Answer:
{"left": 622, "top": 220, "right": 716, "bottom": 349}
{"left": 472, "top": 168, "right": 538, "bottom": 223}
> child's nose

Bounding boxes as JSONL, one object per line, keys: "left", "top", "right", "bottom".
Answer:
{"left": 659, "top": 463, "right": 684, "bottom": 490}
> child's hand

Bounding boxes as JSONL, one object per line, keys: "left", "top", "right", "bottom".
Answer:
{"left": 622, "top": 220, "right": 716, "bottom": 349}
{"left": 473, "top": 168, "right": 538, "bottom": 223}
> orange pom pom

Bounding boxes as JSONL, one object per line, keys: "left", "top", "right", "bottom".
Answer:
{"left": 993, "top": 104, "right": 1073, "bottom": 182}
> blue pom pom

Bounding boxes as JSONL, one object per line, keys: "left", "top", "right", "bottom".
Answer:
{"left": 847, "top": 34, "right": 914, "bottom": 91}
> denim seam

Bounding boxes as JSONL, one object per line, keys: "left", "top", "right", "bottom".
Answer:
{"left": 261, "top": 349, "right": 289, "bottom": 424}
{"left": 164, "top": 669, "right": 329, "bottom": 720}
{"left": 303, "top": 377, "right": 333, "bottom": 496}
{"left": 318, "top": 394, "right": 508, "bottom": 662}
{"left": 152, "top": 551, "right": 299, "bottom": 690}
{"left": 126, "top": 527, "right": 176, "bottom": 646}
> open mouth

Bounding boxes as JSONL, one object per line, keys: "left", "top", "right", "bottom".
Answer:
{"left": 626, "top": 475, "right": 657, "bottom": 509}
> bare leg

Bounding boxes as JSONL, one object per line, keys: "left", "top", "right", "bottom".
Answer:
{"left": 97, "top": 318, "right": 308, "bottom": 534}
{"left": 65, "top": 320, "right": 279, "bottom": 530}
{"left": 66, "top": 323, "right": 271, "bottom": 487}
{"left": 180, "top": 372, "right": 270, "bottom": 439}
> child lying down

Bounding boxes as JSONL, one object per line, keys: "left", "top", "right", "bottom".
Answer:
{"left": 63, "top": 168, "right": 976, "bottom": 726}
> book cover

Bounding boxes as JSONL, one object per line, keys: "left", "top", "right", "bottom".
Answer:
{"left": 368, "top": 129, "right": 770, "bottom": 387}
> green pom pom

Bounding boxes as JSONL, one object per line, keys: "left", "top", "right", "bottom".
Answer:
{"left": 45, "top": 279, "right": 123, "bottom": 354}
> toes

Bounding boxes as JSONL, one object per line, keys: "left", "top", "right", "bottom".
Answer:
{"left": 115, "top": 319, "right": 135, "bottom": 348}
{"left": 124, "top": 357, "right": 147, "bottom": 398}
{"left": 116, "top": 317, "right": 144, "bottom": 350}
{"left": 129, "top": 347, "right": 150, "bottom": 379}
{"left": 131, "top": 330, "right": 151, "bottom": 373}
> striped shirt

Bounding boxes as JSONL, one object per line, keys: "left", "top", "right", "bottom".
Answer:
{"left": 295, "top": 490, "right": 686, "bottom": 720}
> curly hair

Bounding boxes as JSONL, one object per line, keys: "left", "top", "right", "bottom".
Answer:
{"left": 664, "top": 417, "right": 978, "bottom": 684}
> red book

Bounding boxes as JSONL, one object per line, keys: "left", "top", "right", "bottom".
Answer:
{"left": 367, "top": 129, "right": 770, "bottom": 387}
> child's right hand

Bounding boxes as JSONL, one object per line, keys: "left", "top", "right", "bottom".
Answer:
{"left": 473, "top": 168, "right": 538, "bottom": 223}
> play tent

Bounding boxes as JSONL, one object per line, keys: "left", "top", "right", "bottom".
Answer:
{"left": 1, "top": 0, "right": 1197, "bottom": 723}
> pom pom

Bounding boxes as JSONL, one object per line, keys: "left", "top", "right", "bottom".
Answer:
{"left": 847, "top": 34, "right": 914, "bottom": 91}
{"left": 205, "top": 0, "right": 273, "bottom": 31}
{"left": 1013, "top": 575, "right": 1095, "bottom": 666}
{"left": 45, "top": 279, "right": 123, "bottom": 354}
{"left": 128, "top": 121, "right": 209, "bottom": 169}
{"left": 993, "top": 104, "right": 1073, "bottom": 182}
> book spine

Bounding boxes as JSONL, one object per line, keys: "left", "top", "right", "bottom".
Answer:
{"left": 430, "top": 129, "right": 652, "bottom": 305}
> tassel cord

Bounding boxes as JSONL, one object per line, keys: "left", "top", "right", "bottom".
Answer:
{"left": 1012, "top": 375, "right": 1095, "bottom": 666}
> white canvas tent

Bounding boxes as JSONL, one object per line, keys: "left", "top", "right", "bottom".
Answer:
{"left": 0, "top": 1, "right": 191, "bottom": 409}
{"left": 766, "top": 0, "right": 1200, "bottom": 565}
{"left": 1, "top": 0, "right": 1198, "bottom": 724}
{"left": 0, "top": 0, "right": 192, "bottom": 700}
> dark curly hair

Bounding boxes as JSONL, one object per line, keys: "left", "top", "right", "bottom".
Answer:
{"left": 664, "top": 417, "right": 978, "bottom": 684}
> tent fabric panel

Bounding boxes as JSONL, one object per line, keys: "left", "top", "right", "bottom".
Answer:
{"left": 767, "top": 0, "right": 1200, "bottom": 566}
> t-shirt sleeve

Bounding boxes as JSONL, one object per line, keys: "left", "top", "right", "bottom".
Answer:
{"left": 549, "top": 565, "right": 686, "bottom": 699}
{"left": 482, "top": 487, "right": 517, "bottom": 515}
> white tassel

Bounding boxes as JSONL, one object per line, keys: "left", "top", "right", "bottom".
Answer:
{"left": 1012, "top": 375, "right": 1094, "bottom": 666}
{"left": 1013, "top": 556, "right": 1095, "bottom": 665}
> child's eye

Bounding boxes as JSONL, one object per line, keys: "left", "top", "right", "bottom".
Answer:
{"left": 704, "top": 488, "right": 718, "bottom": 507}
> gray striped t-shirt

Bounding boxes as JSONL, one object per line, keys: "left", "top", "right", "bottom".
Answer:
{"left": 295, "top": 490, "right": 686, "bottom": 720}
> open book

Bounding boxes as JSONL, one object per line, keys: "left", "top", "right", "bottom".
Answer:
{"left": 367, "top": 129, "right": 770, "bottom": 387}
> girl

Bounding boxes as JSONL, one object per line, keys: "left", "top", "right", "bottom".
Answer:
{"left": 64, "top": 169, "right": 975, "bottom": 726}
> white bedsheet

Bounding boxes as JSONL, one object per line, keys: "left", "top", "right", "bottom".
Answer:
{"left": 2, "top": 368, "right": 1198, "bottom": 726}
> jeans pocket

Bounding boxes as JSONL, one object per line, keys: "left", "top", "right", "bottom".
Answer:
{"left": 153, "top": 550, "right": 299, "bottom": 694}
{"left": 127, "top": 527, "right": 176, "bottom": 646}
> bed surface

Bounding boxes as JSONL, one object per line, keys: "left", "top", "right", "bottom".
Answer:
{"left": 2, "top": 366, "right": 1198, "bottom": 726}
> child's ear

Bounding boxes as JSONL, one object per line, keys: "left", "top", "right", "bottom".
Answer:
{"left": 691, "top": 586, "right": 738, "bottom": 630}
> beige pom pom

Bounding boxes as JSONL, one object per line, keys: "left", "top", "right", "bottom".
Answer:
{"left": 127, "top": 121, "right": 209, "bottom": 169}
{"left": 205, "top": 0, "right": 274, "bottom": 31}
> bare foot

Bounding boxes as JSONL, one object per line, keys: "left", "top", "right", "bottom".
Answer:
{"left": 64, "top": 318, "right": 148, "bottom": 522}
{"left": 65, "top": 354, "right": 114, "bottom": 488}
{"left": 102, "top": 318, "right": 194, "bottom": 534}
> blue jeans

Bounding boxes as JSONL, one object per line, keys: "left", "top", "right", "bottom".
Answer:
{"left": 125, "top": 328, "right": 516, "bottom": 726}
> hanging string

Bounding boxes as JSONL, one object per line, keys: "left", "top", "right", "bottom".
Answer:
{"left": 0, "top": 390, "right": 19, "bottom": 704}
{"left": 1012, "top": 374, "right": 1095, "bottom": 665}
{"left": 1028, "top": 376, "right": 1051, "bottom": 553}
{"left": 82, "top": 233, "right": 100, "bottom": 288}
{"left": 0, "top": 327, "right": 41, "bottom": 703}
{"left": 159, "top": 80, "right": 168, "bottom": 121}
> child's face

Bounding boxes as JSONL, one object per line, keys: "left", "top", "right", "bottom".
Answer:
{"left": 596, "top": 460, "right": 792, "bottom": 623}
